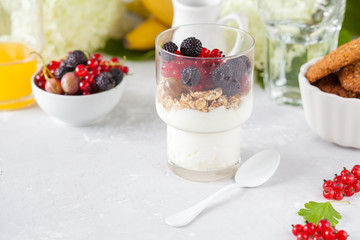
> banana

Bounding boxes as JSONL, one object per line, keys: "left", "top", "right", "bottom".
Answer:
{"left": 124, "top": 16, "right": 169, "bottom": 50}
{"left": 126, "top": 0, "right": 150, "bottom": 19}
{"left": 140, "top": 0, "right": 173, "bottom": 26}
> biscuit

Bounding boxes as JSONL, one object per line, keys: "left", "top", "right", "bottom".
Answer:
{"left": 306, "top": 37, "right": 360, "bottom": 83}
{"left": 337, "top": 60, "right": 360, "bottom": 94}
{"left": 312, "top": 74, "right": 360, "bottom": 98}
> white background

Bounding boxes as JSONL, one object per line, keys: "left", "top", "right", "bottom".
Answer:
{"left": 1, "top": 61, "right": 359, "bottom": 239}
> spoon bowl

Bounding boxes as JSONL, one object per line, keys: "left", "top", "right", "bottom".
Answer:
{"left": 165, "top": 149, "right": 281, "bottom": 227}
{"left": 235, "top": 149, "right": 280, "bottom": 187}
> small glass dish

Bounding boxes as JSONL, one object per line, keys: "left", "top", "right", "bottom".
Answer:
{"left": 155, "top": 24, "right": 255, "bottom": 181}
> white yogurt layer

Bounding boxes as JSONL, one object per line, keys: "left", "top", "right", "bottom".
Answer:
{"left": 156, "top": 93, "right": 253, "bottom": 133}
{"left": 156, "top": 93, "right": 253, "bottom": 171}
{"left": 167, "top": 125, "right": 241, "bottom": 171}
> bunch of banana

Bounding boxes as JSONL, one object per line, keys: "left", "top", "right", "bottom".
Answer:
{"left": 124, "top": 0, "right": 173, "bottom": 50}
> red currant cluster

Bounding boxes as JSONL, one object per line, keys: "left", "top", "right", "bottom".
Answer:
{"left": 323, "top": 165, "right": 360, "bottom": 200}
{"left": 35, "top": 51, "right": 129, "bottom": 95}
{"left": 292, "top": 219, "right": 348, "bottom": 240}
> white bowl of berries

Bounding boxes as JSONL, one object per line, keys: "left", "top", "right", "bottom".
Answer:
{"left": 31, "top": 51, "right": 129, "bottom": 126}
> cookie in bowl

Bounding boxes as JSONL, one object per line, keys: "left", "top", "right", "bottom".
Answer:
{"left": 299, "top": 37, "right": 360, "bottom": 148}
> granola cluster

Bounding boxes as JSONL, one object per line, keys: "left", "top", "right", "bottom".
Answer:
{"left": 157, "top": 77, "right": 242, "bottom": 112}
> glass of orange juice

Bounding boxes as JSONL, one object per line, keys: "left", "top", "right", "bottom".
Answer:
{"left": 0, "top": 0, "right": 43, "bottom": 110}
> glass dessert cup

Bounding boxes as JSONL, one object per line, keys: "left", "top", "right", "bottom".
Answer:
{"left": 155, "top": 24, "right": 255, "bottom": 182}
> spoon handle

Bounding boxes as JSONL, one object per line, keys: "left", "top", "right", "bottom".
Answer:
{"left": 165, "top": 183, "right": 240, "bottom": 227}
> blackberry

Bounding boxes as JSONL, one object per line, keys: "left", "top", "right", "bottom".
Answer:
{"left": 55, "top": 61, "right": 73, "bottom": 80}
{"left": 222, "top": 79, "right": 241, "bottom": 97}
{"left": 109, "top": 68, "right": 124, "bottom": 85}
{"left": 93, "top": 72, "right": 116, "bottom": 92}
{"left": 65, "top": 50, "right": 87, "bottom": 68}
{"left": 181, "top": 66, "right": 201, "bottom": 87}
{"left": 162, "top": 41, "right": 178, "bottom": 62}
{"left": 162, "top": 41, "right": 178, "bottom": 53}
{"left": 212, "top": 64, "right": 233, "bottom": 87}
{"left": 180, "top": 37, "right": 202, "bottom": 57}
{"left": 226, "top": 55, "right": 250, "bottom": 79}
{"left": 212, "top": 64, "right": 241, "bottom": 96}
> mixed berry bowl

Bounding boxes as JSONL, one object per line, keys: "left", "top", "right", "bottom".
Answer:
{"left": 31, "top": 51, "right": 128, "bottom": 126}
{"left": 155, "top": 24, "right": 255, "bottom": 181}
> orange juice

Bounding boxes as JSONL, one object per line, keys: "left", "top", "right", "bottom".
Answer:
{"left": 0, "top": 42, "right": 37, "bottom": 110}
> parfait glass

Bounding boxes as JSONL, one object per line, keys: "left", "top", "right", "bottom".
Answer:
{"left": 155, "top": 24, "right": 255, "bottom": 182}
{"left": 0, "top": 0, "right": 43, "bottom": 110}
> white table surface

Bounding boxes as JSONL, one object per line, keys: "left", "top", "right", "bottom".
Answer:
{"left": 1, "top": 60, "right": 359, "bottom": 240}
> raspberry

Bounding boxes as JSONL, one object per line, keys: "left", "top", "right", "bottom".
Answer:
{"left": 181, "top": 66, "right": 201, "bottom": 87}
{"left": 180, "top": 37, "right": 202, "bottom": 57}
{"left": 93, "top": 72, "right": 116, "bottom": 92}
{"left": 65, "top": 50, "right": 88, "bottom": 68}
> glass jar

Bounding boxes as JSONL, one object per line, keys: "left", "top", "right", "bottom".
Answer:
{"left": 155, "top": 24, "right": 255, "bottom": 181}
{"left": 0, "top": 0, "right": 43, "bottom": 110}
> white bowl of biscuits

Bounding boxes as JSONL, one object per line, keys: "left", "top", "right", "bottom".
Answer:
{"left": 299, "top": 37, "right": 360, "bottom": 149}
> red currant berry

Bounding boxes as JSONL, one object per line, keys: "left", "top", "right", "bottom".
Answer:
{"left": 37, "top": 80, "right": 46, "bottom": 89}
{"left": 82, "top": 91, "right": 91, "bottom": 95}
{"left": 79, "top": 80, "right": 92, "bottom": 92}
{"left": 48, "top": 60, "right": 60, "bottom": 70}
{"left": 317, "top": 219, "right": 331, "bottom": 234}
{"left": 84, "top": 74, "right": 95, "bottom": 84}
{"left": 92, "top": 53, "right": 102, "bottom": 62}
{"left": 333, "top": 174, "right": 342, "bottom": 182}
{"left": 323, "top": 187, "right": 335, "bottom": 200}
{"left": 344, "top": 185, "right": 355, "bottom": 197}
{"left": 89, "top": 69, "right": 100, "bottom": 77}
{"left": 351, "top": 166, "right": 360, "bottom": 179}
{"left": 174, "top": 50, "right": 181, "bottom": 55}
{"left": 121, "top": 66, "right": 129, "bottom": 74}
{"left": 297, "top": 232, "right": 309, "bottom": 240}
{"left": 210, "top": 48, "right": 221, "bottom": 57}
{"left": 341, "top": 172, "right": 355, "bottom": 185}
{"left": 101, "top": 62, "right": 112, "bottom": 72}
{"left": 303, "top": 222, "right": 316, "bottom": 236}
{"left": 75, "top": 64, "right": 88, "bottom": 77}
{"left": 352, "top": 179, "right": 360, "bottom": 192}
{"left": 87, "top": 59, "right": 99, "bottom": 70}
{"left": 323, "top": 228, "right": 337, "bottom": 240}
{"left": 110, "top": 57, "right": 119, "bottom": 63}
{"left": 313, "top": 234, "right": 325, "bottom": 240}
{"left": 323, "top": 180, "right": 333, "bottom": 189}
{"left": 333, "top": 191, "right": 344, "bottom": 200}
{"left": 332, "top": 180, "right": 344, "bottom": 192}
{"left": 201, "top": 48, "right": 210, "bottom": 57}
{"left": 292, "top": 224, "right": 304, "bottom": 236}
{"left": 35, "top": 73, "right": 45, "bottom": 82}
{"left": 336, "top": 230, "right": 348, "bottom": 240}
{"left": 341, "top": 167, "right": 350, "bottom": 177}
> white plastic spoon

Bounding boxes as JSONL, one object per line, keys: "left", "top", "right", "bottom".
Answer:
{"left": 165, "top": 149, "right": 281, "bottom": 227}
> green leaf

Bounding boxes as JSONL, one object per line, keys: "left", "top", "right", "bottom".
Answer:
{"left": 298, "top": 201, "right": 342, "bottom": 226}
{"left": 342, "top": 0, "right": 360, "bottom": 37}
{"left": 98, "top": 38, "right": 155, "bottom": 61}
{"left": 338, "top": 28, "right": 353, "bottom": 46}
